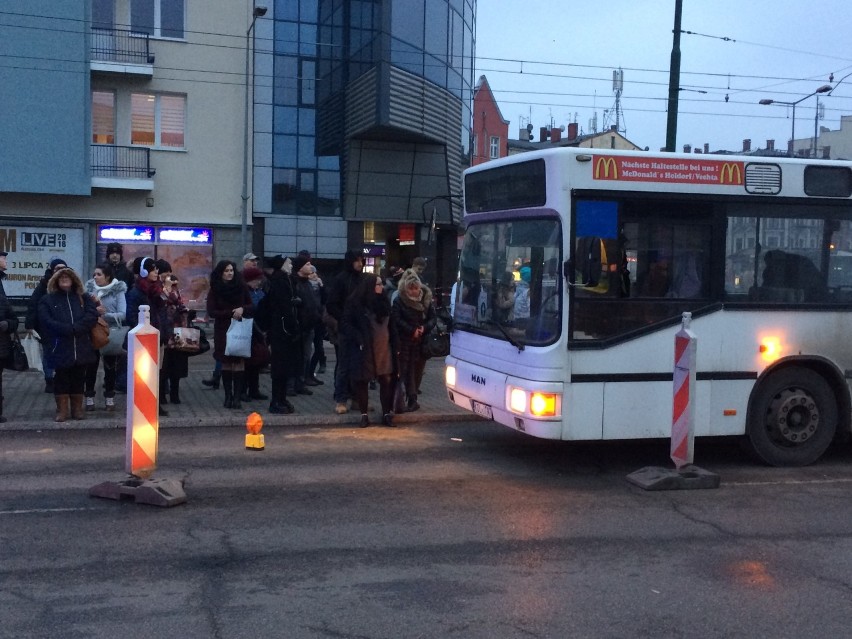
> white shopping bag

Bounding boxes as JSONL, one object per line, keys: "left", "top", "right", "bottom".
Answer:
{"left": 21, "top": 333, "right": 43, "bottom": 372}
{"left": 224, "top": 318, "right": 253, "bottom": 358}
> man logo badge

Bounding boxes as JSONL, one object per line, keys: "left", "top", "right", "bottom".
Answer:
{"left": 471, "top": 374, "right": 486, "bottom": 385}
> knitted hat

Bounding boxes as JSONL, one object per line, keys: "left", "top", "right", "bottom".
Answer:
{"left": 268, "top": 255, "right": 285, "bottom": 271}
{"left": 292, "top": 255, "right": 310, "bottom": 274}
{"left": 106, "top": 242, "right": 123, "bottom": 257}
{"left": 243, "top": 266, "right": 264, "bottom": 282}
{"left": 49, "top": 258, "right": 68, "bottom": 271}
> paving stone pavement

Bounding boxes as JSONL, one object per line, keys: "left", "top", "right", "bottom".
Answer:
{"left": 0, "top": 342, "right": 477, "bottom": 431}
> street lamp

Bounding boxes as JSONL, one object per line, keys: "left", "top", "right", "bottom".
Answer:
{"left": 759, "top": 85, "right": 831, "bottom": 157}
{"left": 241, "top": 5, "right": 267, "bottom": 257}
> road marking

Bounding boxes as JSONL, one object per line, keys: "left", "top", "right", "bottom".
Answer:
{"left": 0, "top": 507, "right": 100, "bottom": 516}
{"left": 727, "top": 478, "right": 852, "bottom": 486}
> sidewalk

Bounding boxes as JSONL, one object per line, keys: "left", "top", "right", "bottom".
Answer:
{"left": 0, "top": 343, "right": 477, "bottom": 431}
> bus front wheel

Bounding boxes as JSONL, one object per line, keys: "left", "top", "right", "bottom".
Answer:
{"left": 747, "top": 367, "right": 837, "bottom": 467}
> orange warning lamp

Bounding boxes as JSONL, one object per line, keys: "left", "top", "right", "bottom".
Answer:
{"left": 759, "top": 336, "right": 782, "bottom": 363}
{"left": 245, "top": 412, "right": 265, "bottom": 450}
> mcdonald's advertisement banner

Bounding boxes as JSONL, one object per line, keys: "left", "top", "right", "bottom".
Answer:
{"left": 0, "top": 225, "right": 85, "bottom": 297}
{"left": 592, "top": 155, "right": 744, "bottom": 186}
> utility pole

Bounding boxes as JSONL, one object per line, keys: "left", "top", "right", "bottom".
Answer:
{"left": 665, "top": 0, "right": 683, "bottom": 152}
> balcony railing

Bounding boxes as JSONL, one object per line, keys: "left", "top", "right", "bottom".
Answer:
{"left": 91, "top": 28, "right": 155, "bottom": 65}
{"left": 91, "top": 144, "right": 156, "bottom": 179}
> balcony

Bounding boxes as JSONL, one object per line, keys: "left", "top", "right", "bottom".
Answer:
{"left": 90, "top": 28, "right": 154, "bottom": 77}
{"left": 91, "top": 144, "right": 156, "bottom": 190}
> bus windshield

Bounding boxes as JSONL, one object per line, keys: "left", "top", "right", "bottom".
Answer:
{"left": 453, "top": 217, "right": 562, "bottom": 346}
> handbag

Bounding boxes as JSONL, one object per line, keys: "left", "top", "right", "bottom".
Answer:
{"left": 101, "top": 318, "right": 129, "bottom": 357}
{"left": 21, "top": 333, "right": 42, "bottom": 371}
{"left": 249, "top": 335, "right": 270, "bottom": 366}
{"left": 91, "top": 316, "right": 110, "bottom": 350}
{"left": 169, "top": 326, "right": 201, "bottom": 353}
{"left": 224, "top": 317, "right": 253, "bottom": 358}
{"left": 392, "top": 377, "right": 407, "bottom": 414}
{"left": 5, "top": 333, "right": 29, "bottom": 372}
{"left": 420, "top": 327, "right": 450, "bottom": 359}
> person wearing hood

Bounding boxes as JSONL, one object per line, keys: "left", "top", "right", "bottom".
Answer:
{"left": 83, "top": 263, "right": 127, "bottom": 412}
{"left": 38, "top": 267, "right": 99, "bottom": 422}
{"left": 391, "top": 268, "right": 436, "bottom": 412}
{"left": 325, "top": 248, "right": 366, "bottom": 414}
{"left": 106, "top": 242, "right": 135, "bottom": 289}
{"left": 25, "top": 258, "right": 68, "bottom": 393}
{"left": 0, "top": 251, "right": 20, "bottom": 423}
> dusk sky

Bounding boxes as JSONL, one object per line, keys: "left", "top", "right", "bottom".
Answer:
{"left": 475, "top": 1, "right": 852, "bottom": 152}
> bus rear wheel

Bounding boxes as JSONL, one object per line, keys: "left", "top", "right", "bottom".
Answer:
{"left": 748, "top": 367, "right": 837, "bottom": 467}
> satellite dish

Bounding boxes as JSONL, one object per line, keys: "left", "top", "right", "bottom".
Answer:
{"left": 559, "top": 125, "right": 565, "bottom": 132}
{"left": 526, "top": 123, "right": 533, "bottom": 132}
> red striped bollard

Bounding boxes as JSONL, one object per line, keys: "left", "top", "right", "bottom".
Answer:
{"left": 671, "top": 312, "right": 697, "bottom": 469}
{"left": 126, "top": 304, "right": 161, "bottom": 478}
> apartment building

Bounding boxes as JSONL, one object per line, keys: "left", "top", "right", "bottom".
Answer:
{"left": 0, "top": 0, "right": 251, "bottom": 312}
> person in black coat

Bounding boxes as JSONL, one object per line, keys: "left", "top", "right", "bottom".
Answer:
{"left": 38, "top": 267, "right": 99, "bottom": 422}
{"left": 125, "top": 257, "right": 171, "bottom": 416}
{"left": 289, "top": 254, "right": 322, "bottom": 396}
{"left": 340, "top": 274, "right": 398, "bottom": 427}
{"left": 391, "top": 268, "right": 436, "bottom": 412}
{"left": 207, "top": 259, "right": 254, "bottom": 410}
{"left": 106, "top": 242, "right": 135, "bottom": 289}
{"left": 25, "top": 258, "right": 68, "bottom": 393}
{"left": 258, "top": 255, "right": 299, "bottom": 414}
{"left": 0, "top": 251, "right": 20, "bottom": 423}
{"left": 325, "top": 248, "right": 366, "bottom": 414}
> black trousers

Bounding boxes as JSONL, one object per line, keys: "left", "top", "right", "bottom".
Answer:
{"left": 350, "top": 374, "right": 394, "bottom": 415}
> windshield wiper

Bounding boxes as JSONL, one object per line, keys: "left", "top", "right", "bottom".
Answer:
{"left": 484, "top": 319, "right": 525, "bottom": 351}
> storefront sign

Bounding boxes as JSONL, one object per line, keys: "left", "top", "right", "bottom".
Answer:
{"left": 0, "top": 225, "right": 85, "bottom": 296}
{"left": 98, "top": 225, "right": 155, "bottom": 243}
{"left": 157, "top": 227, "right": 213, "bottom": 244}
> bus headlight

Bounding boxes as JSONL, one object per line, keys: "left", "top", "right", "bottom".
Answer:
{"left": 509, "top": 388, "right": 527, "bottom": 412}
{"left": 445, "top": 365, "right": 456, "bottom": 387}
{"left": 530, "top": 392, "right": 557, "bottom": 417}
{"left": 508, "top": 387, "right": 560, "bottom": 417}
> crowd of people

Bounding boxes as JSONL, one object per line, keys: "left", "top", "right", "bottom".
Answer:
{"left": 0, "top": 243, "right": 442, "bottom": 427}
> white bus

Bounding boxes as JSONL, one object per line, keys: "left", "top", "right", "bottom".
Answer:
{"left": 445, "top": 147, "right": 852, "bottom": 466}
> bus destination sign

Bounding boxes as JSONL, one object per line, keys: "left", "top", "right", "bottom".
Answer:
{"left": 592, "top": 155, "right": 744, "bottom": 186}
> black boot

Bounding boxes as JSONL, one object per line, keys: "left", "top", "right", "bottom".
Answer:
{"left": 0, "top": 396, "right": 6, "bottom": 423}
{"left": 221, "top": 371, "right": 233, "bottom": 408}
{"left": 159, "top": 377, "right": 169, "bottom": 404}
{"left": 406, "top": 395, "right": 420, "bottom": 412}
{"left": 169, "top": 378, "right": 181, "bottom": 404}
{"left": 248, "top": 368, "right": 268, "bottom": 400}
{"left": 231, "top": 372, "right": 244, "bottom": 410}
{"left": 202, "top": 369, "right": 221, "bottom": 390}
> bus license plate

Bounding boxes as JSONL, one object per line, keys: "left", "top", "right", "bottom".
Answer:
{"left": 472, "top": 401, "right": 493, "bottom": 419}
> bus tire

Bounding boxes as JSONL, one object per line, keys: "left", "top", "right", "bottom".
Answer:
{"left": 747, "top": 367, "right": 837, "bottom": 467}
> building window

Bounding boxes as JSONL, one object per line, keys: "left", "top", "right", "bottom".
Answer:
{"left": 92, "top": 91, "right": 115, "bottom": 144}
{"left": 131, "top": 0, "right": 184, "bottom": 39}
{"left": 131, "top": 93, "right": 186, "bottom": 148}
{"left": 92, "top": 0, "right": 115, "bottom": 29}
{"left": 489, "top": 136, "right": 499, "bottom": 159}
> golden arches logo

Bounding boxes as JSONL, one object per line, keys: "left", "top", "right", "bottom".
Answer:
{"left": 594, "top": 157, "right": 618, "bottom": 180}
{"left": 719, "top": 162, "right": 743, "bottom": 185}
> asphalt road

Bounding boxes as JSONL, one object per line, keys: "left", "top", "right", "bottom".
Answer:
{"left": 3, "top": 421, "right": 852, "bottom": 638}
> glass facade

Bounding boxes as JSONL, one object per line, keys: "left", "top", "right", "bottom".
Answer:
{"left": 271, "top": 0, "right": 475, "bottom": 217}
